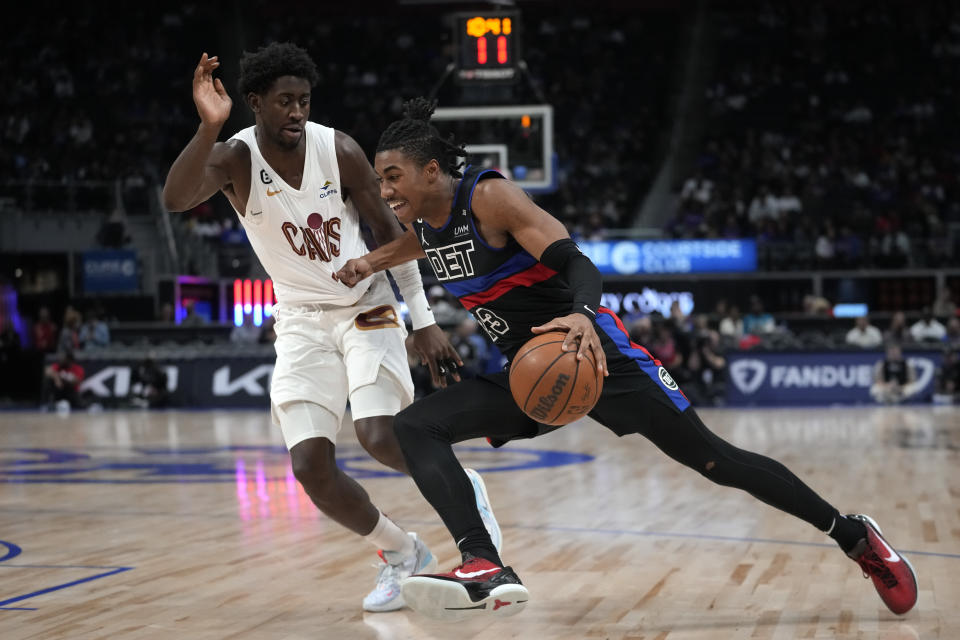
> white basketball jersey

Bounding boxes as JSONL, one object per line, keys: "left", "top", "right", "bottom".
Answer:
{"left": 228, "top": 122, "right": 373, "bottom": 306}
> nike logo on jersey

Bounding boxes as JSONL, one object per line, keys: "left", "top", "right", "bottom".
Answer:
{"left": 873, "top": 533, "right": 900, "bottom": 563}
{"left": 266, "top": 188, "right": 283, "bottom": 197}
{"left": 583, "top": 305, "right": 596, "bottom": 316}
{"left": 454, "top": 567, "right": 500, "bottom": 579}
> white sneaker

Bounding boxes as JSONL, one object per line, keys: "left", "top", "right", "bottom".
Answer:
{"left": 362, "top": 532, "right": 437, "bottom": 612}
{"left": 464, "top": 468, "right": 503, "bottom": 554}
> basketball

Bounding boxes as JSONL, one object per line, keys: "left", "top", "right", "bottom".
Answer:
{"left": 508, "top": 331, "right": 603, "bottom": 426}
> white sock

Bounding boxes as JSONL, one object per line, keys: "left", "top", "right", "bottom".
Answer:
{"left": 365, "top": 511, "right": 415, "bottom": 555}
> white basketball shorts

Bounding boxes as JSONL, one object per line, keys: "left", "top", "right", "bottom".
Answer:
{"left": 270, "top": 274, "right": 415, "bottom": 448}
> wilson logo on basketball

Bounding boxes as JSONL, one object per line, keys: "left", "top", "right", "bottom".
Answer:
{"left": 530, "top": 373, "right": 570, "bottom": 420}
{"left": 355, "top": 305, "right": 400, "bottom": 331}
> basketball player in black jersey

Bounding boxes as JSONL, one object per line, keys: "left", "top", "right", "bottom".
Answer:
{"left": 334, "top": 98, "right": 918, "bottom": 620}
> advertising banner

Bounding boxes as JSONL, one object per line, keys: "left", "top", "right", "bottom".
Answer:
{"left": 578, "top": 239, "right": 756, "bottom": 275}
{"left": 82, "top": 250, "right": 139, "bottom": 292}
{"left": 77, "top": 357, "right": 274, "bottom": 408}
{"left": 726, "top": 351, "right": 943, "bottom": 406}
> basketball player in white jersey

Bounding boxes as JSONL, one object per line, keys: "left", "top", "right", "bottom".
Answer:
{"left": 162, "top": 43, "right": 502, "bottom": 612}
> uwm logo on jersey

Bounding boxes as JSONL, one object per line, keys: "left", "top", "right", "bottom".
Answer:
{"left": 425, "top": 240, "right": 477, "bottom": 281}
{"left": 281, "top": 212, "right": 341, "bottom": 262}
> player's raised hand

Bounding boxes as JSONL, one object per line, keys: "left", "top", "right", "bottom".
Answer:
{"left": 192, "top": 52, "right": 232, "bottom": 126}
{"left": 333, "top": 258, "right": 373, "bottom": 287}
{"left": 532, "top": 313, "right": 609, "bottom": 376}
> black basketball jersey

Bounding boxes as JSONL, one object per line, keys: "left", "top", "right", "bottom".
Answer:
{"left": 411, "top": 166, "right": 573, "bottom": 359}
{"left": 882, "top": 359, "right": 908, "bottom": 385}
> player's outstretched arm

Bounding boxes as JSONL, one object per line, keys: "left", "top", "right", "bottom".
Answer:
{"left": 334, "top": 229, "right": 426, "bottom": 287}
{"left": 163, "top": 53, "right": 233, "bottom": 212}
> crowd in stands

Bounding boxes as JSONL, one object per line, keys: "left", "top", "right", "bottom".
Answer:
{"left": 5, "top": 3, "right": 681, "bottom": 242}
{"left": 668, "top": 2, "right": 960, "bottom": 270}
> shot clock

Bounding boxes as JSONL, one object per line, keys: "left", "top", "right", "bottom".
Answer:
{"left": 454, "top": 11, "right": 521, "bottom": 83}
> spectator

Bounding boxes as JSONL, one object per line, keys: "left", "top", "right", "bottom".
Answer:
{"left": 845, "top": 316, "right": 883, "bottom": 349}
{"left": 129, "top": 356, "right": 170, "bottom": 409}
{"left": 31, "top": 306, "right": 57, "bottom": 353}
{"left": 96, "top": 209, "right": 131, "bottom": 248}
{"left": 650, "top": 321, "right": 681, "bottom": 367}
{"left": 0, "top": 319, "right": 23, "bottom": 403}
{"left": 180, "top": 301, "right": 207, "bottom": 326}
{"left": 743, "top": 296, "right": 775, "bottom": 335}
{"left": 932, "top": 288, "right": 957, "bottom": 319}
{"left": 158, "top": 302, "right": 175, "bottom": 324}
{"left": 628, "top": 316, "right": 653, "bottom": 346}
{"left": 427, "top": 285, "right": 464, "bottom": 327}
{"left": 934, "top": 349, "right": 960, "bottom": 404}
{"left": 57, "top": 307, "right": 81, "bottom": 353}
{"left": 719, "top": 305, "right": 744, "bottom": 342}
{"left": 42, "top": 349, "right": 85, "bottom": 411}
{"left": 78, "top": 309, "right": 110, "bottom": 349}
{"left": 945, "top": 317, "right": 960, "bottom": 350}
{"left": 870, "top": 343, "right": 920, "bottom": 405}
{"left": 802, "top": 294, "right": 831, "bottom": 316}
{"left": 910, "top": 307, "right": 947, "bottom": 343}
{"left": 885, "top": 311, "right": 910, "bottom": 344}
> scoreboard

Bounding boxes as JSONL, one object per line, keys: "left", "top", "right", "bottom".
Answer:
{"left": 453, "top": 12, "right": 521, "bottom": 83}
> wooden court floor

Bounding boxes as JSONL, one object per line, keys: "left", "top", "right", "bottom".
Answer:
{"left": 1, "top": 405, "right": 957, "bottom": 639}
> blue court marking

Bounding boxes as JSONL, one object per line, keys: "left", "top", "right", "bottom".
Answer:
{"left": 0, "top": 540, "right": 22, "bottom": 563}
{"left": 0, "top": 541, "right": 132, "bottom": 611}
{"left": 0, "top": 445, "right": 593, "bottom": 484}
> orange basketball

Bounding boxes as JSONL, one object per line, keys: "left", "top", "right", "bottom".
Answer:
{"left": 508, "top": 331, "right": 603, "bottom": 426}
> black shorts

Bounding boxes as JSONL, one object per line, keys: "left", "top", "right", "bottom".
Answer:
{"left": 399, "top": 306, "right": 691, "bottom": 446}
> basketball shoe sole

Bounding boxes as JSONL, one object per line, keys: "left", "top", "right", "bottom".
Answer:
{"left": 402, "top": 570, "right": 528, "bottom": 621}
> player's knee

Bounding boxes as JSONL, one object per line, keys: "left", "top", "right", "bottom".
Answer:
{"left": 355, "top": 417, "right": 402, "bottom": 464}
{"left": 289, "top": 438, "right": 337, "bottom": 493}
{"left": 392, "top": 407, "right": 427, "bottom": 448}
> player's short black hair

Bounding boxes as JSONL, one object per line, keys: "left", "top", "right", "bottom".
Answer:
{"left": 376, "top": 97, "right": 466, "bottom": 178}
{"left": 237, "top": 42, "right": 319, "bottom": 99}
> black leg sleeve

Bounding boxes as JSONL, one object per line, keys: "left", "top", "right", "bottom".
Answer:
{"left": 591, "top": 396, "right": 839, "bottom": 532}
{"left": 393, "top": 375, "right": 538, "bottom": 563}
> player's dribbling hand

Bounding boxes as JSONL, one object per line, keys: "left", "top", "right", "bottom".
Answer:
{"left": 193, "top": 52, "right": 232, "bottom": 127}
{"left": 332, "top": 258, "right": 373, "bottom": 287}
{"left": 532, "top": 313, "right": 609, "bottom": 377}
{"left": 411, "top": 324, "right": 463, "bottom": 388}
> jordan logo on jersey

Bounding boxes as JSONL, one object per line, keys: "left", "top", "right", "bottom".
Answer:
{"left": 281, "top": 213, "right": 342, "bottom": 262}
{"left": 424, "top": 240, "right": 477, "bottom": 281}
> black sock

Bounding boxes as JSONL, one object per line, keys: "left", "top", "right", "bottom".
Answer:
{"left": 828, "top": 513, "right": 868, "bottom": 553}
{"left": 460, "top": 532, "right": 502, "bottom": 567}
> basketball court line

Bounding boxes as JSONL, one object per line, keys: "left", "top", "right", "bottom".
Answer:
{"left": 0, "top": 540, "right": 133, "bottom": 611}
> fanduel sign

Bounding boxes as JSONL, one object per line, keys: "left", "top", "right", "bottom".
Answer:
{"left": 579, "top": 239, "right": 756, "bottom": 275}
{"left": 726, "top": 351, "right": 943, "bottom": 406}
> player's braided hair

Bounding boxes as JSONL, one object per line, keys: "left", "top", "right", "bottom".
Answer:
{"left": 237, "top": 42, "right": 319, "bottom": 99}
{"left": 376, "top": 97, "right": 466, "bottom": 178}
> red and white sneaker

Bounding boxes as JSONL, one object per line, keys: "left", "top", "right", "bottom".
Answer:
{"left": 846, "top": 514, "right": 918, "bottom": 615}
{"left": 401, "top": 553, "right": 529, "bottom": 621}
